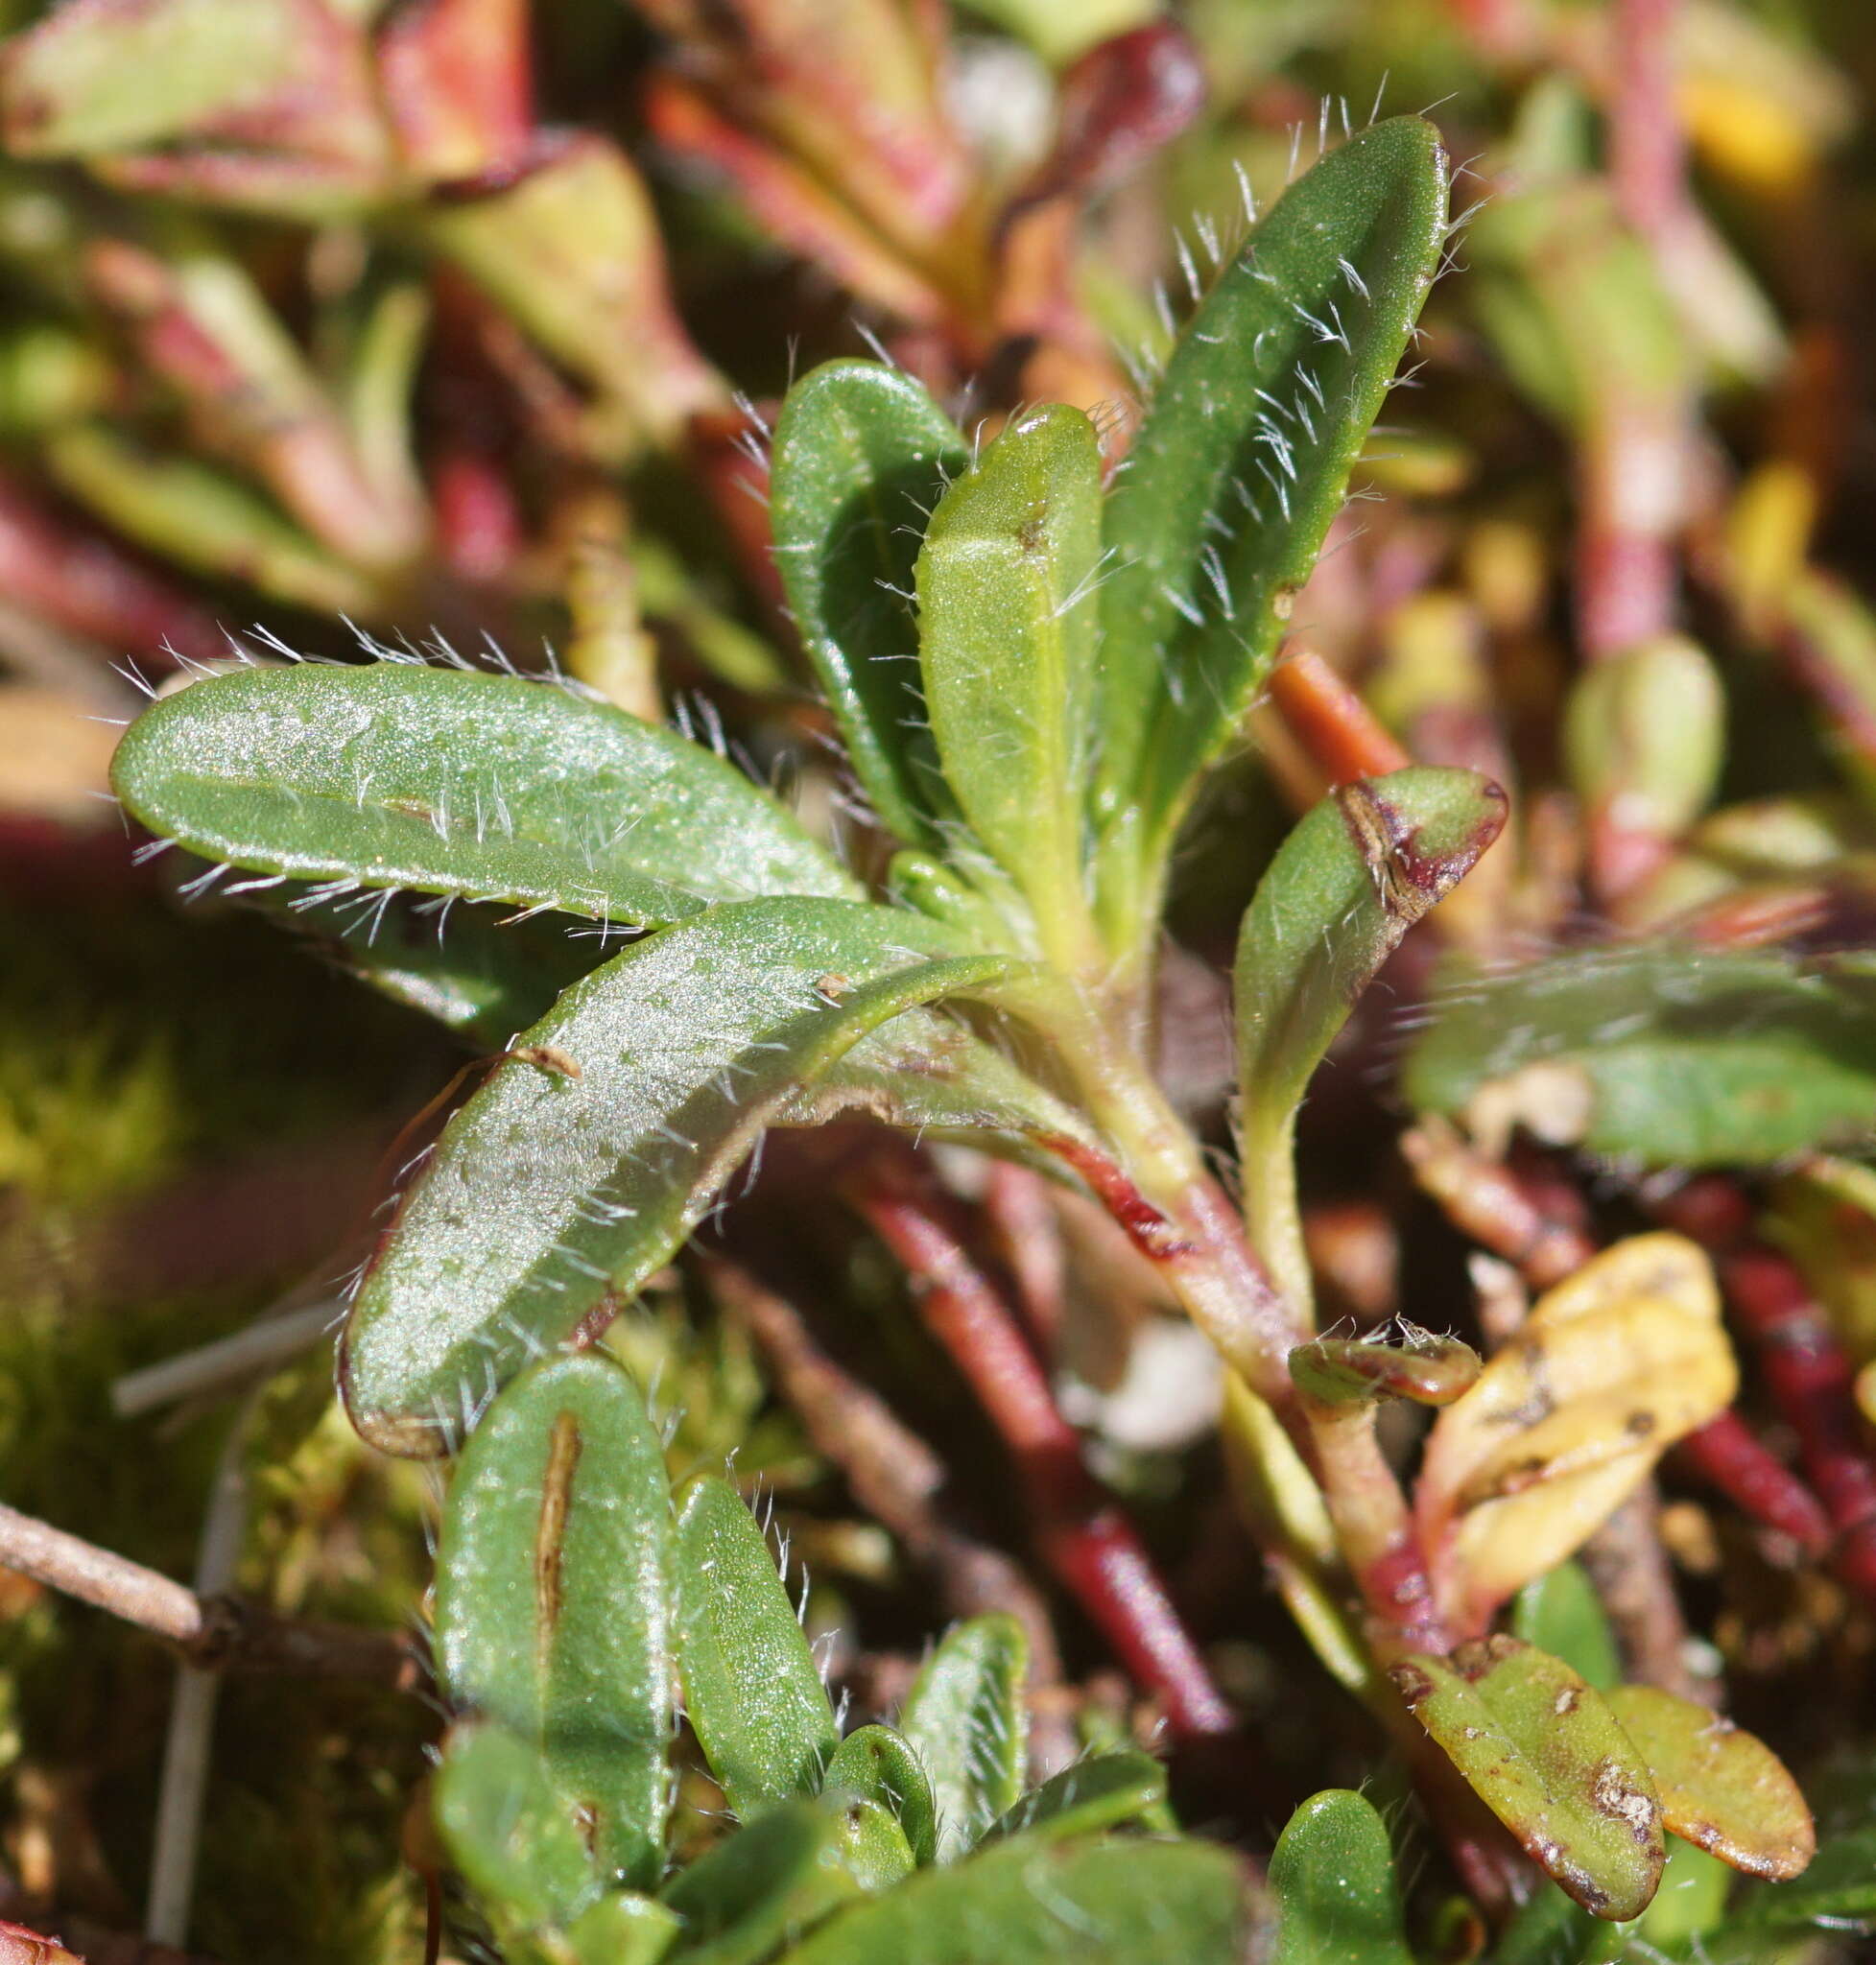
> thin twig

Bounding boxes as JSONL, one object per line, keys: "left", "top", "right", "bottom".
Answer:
{"left": 0, "top": 1501, "right": 413, "bottom": 1683}
{"left": 147, "top": 1396, "right": 257, "bottom": 1948}
{"left": 703, "top": 1256, "right": 1065, "bottom": 1681}
{"left": 111, "top": 1302, "right": 337, "bottom": 1419}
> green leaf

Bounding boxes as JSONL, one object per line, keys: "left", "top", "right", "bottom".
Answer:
{"left": 432, "top": 1722, "right": 603, "bottom": 1936}
{"left": 776, "top": 1835, "right": 1245, "bottom": 1965}
{"left": 822, "top": 1725, "right": 939, "bottom": 1867}
{"left": 1724, "top": 1820, "right": 1876, "bottom": 1931}
{"left": 49, "top": 426, "right": 374, "bottom": 613}
{"left": 1511, "top": 1564, "right": 1620, "bottom": 1693}
{"left": 659, "top": 1802, "right": 862, "bottom": 1965}
{"left": 914, "top": 403, "right": 1104, "bottom": 958}
{"left": 830, "top": 1796, "right": 917, "bottom": 1893}
{"left": 981, "top": 1751, "right": 1168, "bottom": 1845}
{"left": 245, "top": 882, "right": 597, "bottom": 1049}
{"left": 1605, "top": 1686, "right": 1816, "bottom": 1882}
{"left": 560, "top": 1893, "right": 683, "bottom": 1965}
{"left": 1403, "top": 943, "right": 1876, "bottom": 1168}
{"left": 434, "top": 1353, "right": 674, "bottom": 1891}
{"left": 1236, "top": 768, "right": 1506, "bottom": 1303}
{"left": 897, "top": 1616, "right": 1028, "bottom": 1860}
{"left": 1269, "top": 1788, "right": 1413, "bottom": 1965}
{"left": 770, "top": 359, "right": 967, "bottom": 848}
{"left": 112, "top": 662, "right": 854, "bottom": 931}
{"left": 1492, "top": 1883, "right": 1597, "bottom": 1965}
{"left": 1094, "top": 118, "right": 1449, "bottom": 921}
{"left": 1391, "top": 1637, "right": 1664, "bottom": 1921}
{"left": 342, "top": 896, "right": 1024, "bottom": 1453}
{"left": 674, "top": 1475, "right": 839, "bottom": 1811}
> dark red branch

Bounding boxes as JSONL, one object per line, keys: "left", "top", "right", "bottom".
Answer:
{"left": 845, "top": 1145, "right": 1236, "bottom": 1740}
{"left": 1657, "top": 1177, "right": 1876, "bottom": 1597}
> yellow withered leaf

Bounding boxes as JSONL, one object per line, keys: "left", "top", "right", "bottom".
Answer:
{"left": 1416, "top": 1235, "right": 1736, "bottom": 1629}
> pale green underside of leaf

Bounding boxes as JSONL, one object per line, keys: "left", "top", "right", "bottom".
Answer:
{"left": 980, "top": 1750, "right": 1167, "bottom": 1846}
{"left": 1403, "top": 943, "right": 1876, "bottom": 1166}
{"left": 1095, "top": 117, "right": 1449, "bottom": 884}
{"left": 823, "top": 1726, "right": 940, "bottom": 1869}
{"left": 660, "top": 1801, "right": 861, "bottom": 1965}
{"left": 777, "top": 1835, "right": 1245, "bottom": 1965}
{"left": 433, "top": 1722, "right": 604, "bottom": 1936}
{"left": 896, "top": 1616, "right": 1028, "bottom": 1862}
{"left": 770, "top": 359, "right": 968, "bottom": 848}
{"left": 675, "top": 1475, "right": 840, "bottom": 1814}
{"left": 342, "top": 896, "right": 1027, "bottom": 1455}
{"left": 112, "top": 662, "right": 855, "bottom": 928}
{"left": 1269, "top": 1788, "right": 1413, "bottom": 1965}
{"left": 915, "top": 402, "right": 1103, "bottom": 926}
{"left": 434, "top": 1354, "right": 674, "bottom": 1892}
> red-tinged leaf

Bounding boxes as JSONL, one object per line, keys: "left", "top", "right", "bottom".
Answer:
{"left": 1004, "top": 23, "right": 1205, "bottom": 226}
{"left": 422, "top": 132, "right": 723, "bottom": 456}
{"left": 1606, "top": 1686, "right": 1816, "bottom": 1882}
{"left": 1288, "top": 1331, "right": 1482, "bottom": 1407}
{"left": 380, "top": 0, "right": 534, "bottom": 180}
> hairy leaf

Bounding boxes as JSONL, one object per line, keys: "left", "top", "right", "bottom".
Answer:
{"left": 822, "top": 1725, "right": 939, "bottom": 1868}
{"left": 1404, "top": 942, "right": 1876, "bottom": 1167}
{"left": 343, "top": 896, "right": 1023, "bottom": 1453}
{"left": 778, "top": 1835, "right": 1245, "bottom": 1965}
{"left": 674, "top": 1475, "right": 839, "bottom": 1811}
{"left": 1605, "top": 1686, "right": 1815, "bottom": 1881}
{"left": 1288, "top": 1331, "right": 1481, "bottom": 1408}
{"left": 1269, "top": 1787, "right": 1413, "bottom": 1965}
{"left": 897, "top": 1616, "right": 1028, "bottom": 1860}
{"left": 915, "top": 403, "right": 1104, "bottom": 955}
{"left": 247, "top": 883, "right": 597, "bottom": 1048}
{"left": 112, "top": 662, "right": 854, "bottom": 930}
{"left": 1237, "top": 768, "right": 1506, "bottom": 1303}
{"left": 981, "top": 1751, "right": 1168, "bottom": 1846}
{"left": 1417, "top": 1235, "right": 1736, "bottom": 1626}
{"left": 770, "top": 359, "right": 967, "bottom": 847}
{"left": 434, "top": 1353, "right": 674, "bottom": 1890}
{"left": 660, "top": 1802, "right": 863, "bottom": 1965}
{"left": 1094, "top": 117, "right": 1449, "bottom": 917}
{"left": 1391, "top": 1636, "right": 1665, "bottom": 1921}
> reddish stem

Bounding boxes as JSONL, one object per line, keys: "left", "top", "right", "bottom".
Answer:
{"left": 1675, "top": 1412, "right": 1832, "bottom": 1555}
{"left": 1657, "top": 1178, "right": 1876, "bottom": 1596}
{"left": 846, "top": 1147, "right": 1237, "bottom": 1740}
{"left": 1268, "top": 647, "right": 1413, "bottom": 786}
{"left": 1403, "top": 1127, "right": 1843, "bottom": 1557}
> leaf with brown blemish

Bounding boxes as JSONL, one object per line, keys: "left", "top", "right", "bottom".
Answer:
{"left": 1416, "top": 1235, "right": 1736, "bottom": 1630}
{"left": 1390, "top": 1635, "right": 1665, "bottom": 1922}
{"left": 435, "top": 1354, "right": 675, "bottom": 1893}
{"left": 1606, "top": 1686, "right": 1816, "bottom": 1882}
{"left": 1235, "top": 767, "right": 1507, "bottom": 1307}
{"left": 1288, "top": 1329, "right": 1482, "bottom": 1407}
